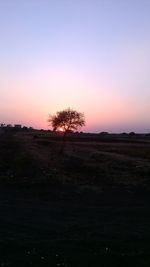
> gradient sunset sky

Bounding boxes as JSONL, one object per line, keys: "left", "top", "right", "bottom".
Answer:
{"left": 0, "top": 0, "right": 150, "bottom": 132}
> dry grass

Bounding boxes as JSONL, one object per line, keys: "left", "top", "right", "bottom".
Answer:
{"left": 1, "top": 132, "right": 150, "bottom": 266}
{"left": 0, "top": 132, "right": 150, "bottom": 187}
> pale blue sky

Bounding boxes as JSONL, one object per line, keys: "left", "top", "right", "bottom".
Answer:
{"left": 0, "top": 0, "right": 150, "bottom": 132}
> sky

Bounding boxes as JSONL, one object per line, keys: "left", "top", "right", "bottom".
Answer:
{"left": 0, "top": 0, "right": 150, "bottom": 133}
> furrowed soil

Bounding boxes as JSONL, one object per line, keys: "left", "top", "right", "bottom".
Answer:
{"left": 0, "top": 131, "right": 150, "bottom": 266}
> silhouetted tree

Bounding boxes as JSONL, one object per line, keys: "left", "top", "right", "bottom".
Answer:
{"left": 48, "top": 108, "right": 85, "bottom": 153}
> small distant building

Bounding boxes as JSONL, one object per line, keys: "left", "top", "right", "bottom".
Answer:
{"left": 14, "top": 124, "right": 22, "bottom": 129}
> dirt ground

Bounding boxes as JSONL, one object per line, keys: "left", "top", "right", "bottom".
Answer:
{"left": 0, "top": 131, "right": 150, "bottom": 266}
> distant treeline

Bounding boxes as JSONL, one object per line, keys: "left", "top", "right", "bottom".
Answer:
{"left": 33, "top": 131, "right": 150, "bottom": 144}
{"left": 1, "top": 124, "right": 150, "bottom": 143}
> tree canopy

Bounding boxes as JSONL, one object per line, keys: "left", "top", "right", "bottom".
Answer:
{"left": 48, "top": 108, "right": 85, "bottom": 133}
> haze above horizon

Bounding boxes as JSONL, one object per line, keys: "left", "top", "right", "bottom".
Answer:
{"left": 0, "top": 0, "right": 150, "bottom": 133}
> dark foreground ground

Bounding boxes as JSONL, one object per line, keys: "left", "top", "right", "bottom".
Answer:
{"left": 0, "top": 131, "right": 150, "bottom": 266}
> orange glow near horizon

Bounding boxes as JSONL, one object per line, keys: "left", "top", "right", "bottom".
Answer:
{"left": 1, "top": 65, "right": 150, "bottom": 133}
{"left": 58, "top": 127, "right": 64, "bottom": 132}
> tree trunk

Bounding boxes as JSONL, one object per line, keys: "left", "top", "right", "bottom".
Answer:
{"left": 60, "top": 131, "right": 67, "bottom": 155}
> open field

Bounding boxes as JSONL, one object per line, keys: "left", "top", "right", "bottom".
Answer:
{"left": 0, "top": 131, "right": 150, "bottom": 266}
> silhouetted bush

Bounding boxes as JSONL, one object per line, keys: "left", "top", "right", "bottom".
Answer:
{"left": 129, "top": 132, "right": 136, "bottom": 136}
